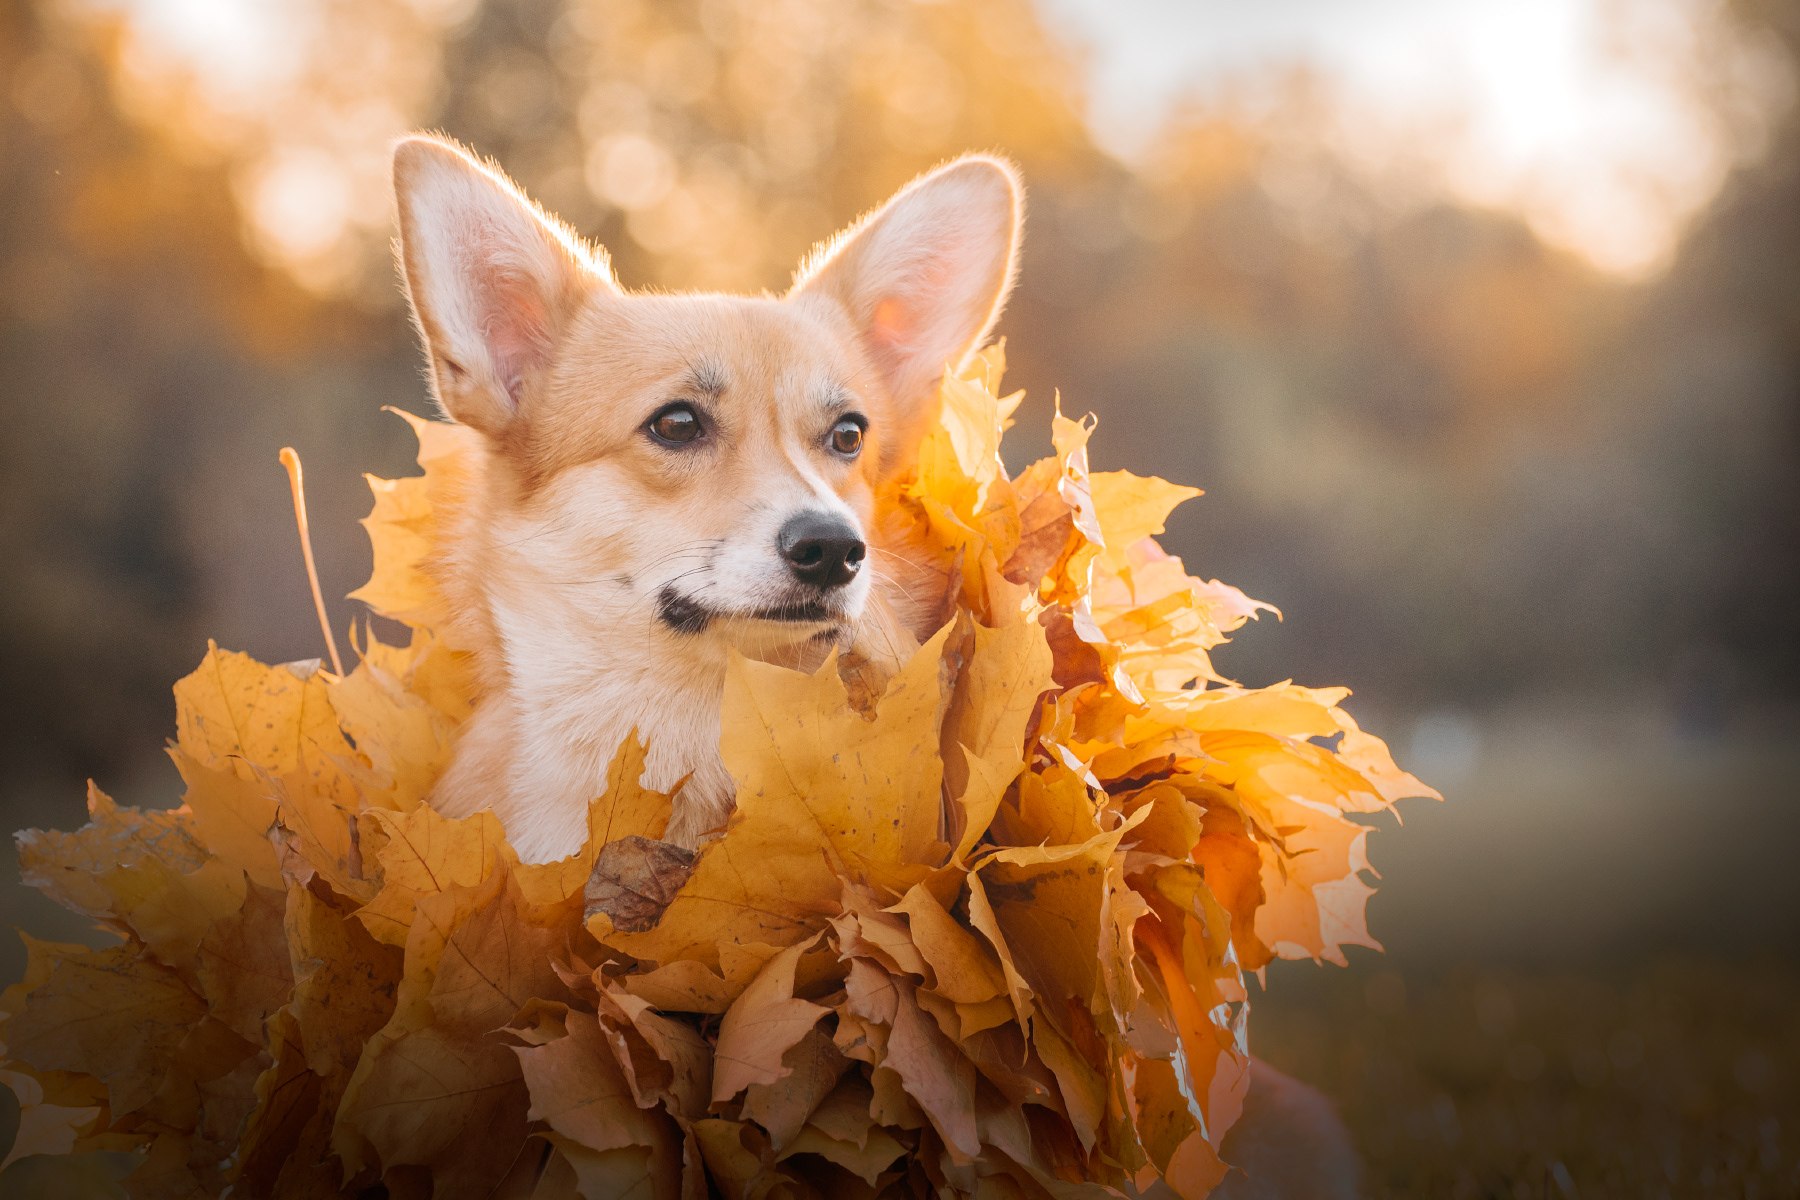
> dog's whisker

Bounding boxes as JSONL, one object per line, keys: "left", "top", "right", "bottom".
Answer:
{"left": 635, "top": 541, "right": 722, "bottom": 572}
{"left": 489, "top": 510, "right": 586, "bottom": 552}
{"left": 546, "top": 549, "right": 716, "bottom": 589}
{"left": 870, "top": 544, "right": 936, "bottom": 573}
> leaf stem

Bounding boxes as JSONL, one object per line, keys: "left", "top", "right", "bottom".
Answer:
{"left": 279, "top": 447, "right": 345, "bottom": 676}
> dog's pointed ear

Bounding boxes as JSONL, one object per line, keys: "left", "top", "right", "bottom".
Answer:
{"left": 791, "top": 156, "right": 1021, "bottom": 471}
{"left": 392, "top": 135, "right": 610, "bottom": 437}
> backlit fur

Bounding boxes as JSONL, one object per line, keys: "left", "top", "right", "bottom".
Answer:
{"left": 393, "top": 135, "right": 1020, "bottom": 862}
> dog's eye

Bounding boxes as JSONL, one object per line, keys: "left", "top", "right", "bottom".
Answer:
{"left": 647, "top": 404, "right": 703, "bottom": 446}
{"left": 828, "top": 415, "right": 865, "bottom": 458}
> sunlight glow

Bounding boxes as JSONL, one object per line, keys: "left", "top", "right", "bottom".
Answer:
{"left": 90, "top": 0, "right": 1795, "bottom": 283}
{"left": 1040, "top": 0, "right": 1795, "bottom": 275}
{"left": 245, "top": 147, "right": 357, "bottom": 290}
{"left": 94, "top": 0, "right": 312, "bottom": 111}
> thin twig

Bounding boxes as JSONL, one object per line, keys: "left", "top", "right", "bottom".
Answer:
{"left": 279, "top": 447, "right": 345, "bottom": 676}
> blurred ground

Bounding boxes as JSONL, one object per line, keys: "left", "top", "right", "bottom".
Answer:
{"left": 1255, "top": 959, "right": 1800, "bottom": 1197}
{"left": 1248, "top": 705, "right": 1800, "bottom": 1195}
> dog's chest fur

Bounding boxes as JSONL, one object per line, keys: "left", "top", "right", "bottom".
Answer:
{"left": 425, "top": 476, "right": 741, "bottom": 860}
{"left": 432, "top": 642, "right": 734, "bottom": 863}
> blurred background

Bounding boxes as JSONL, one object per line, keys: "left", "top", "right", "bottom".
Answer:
{"left": 2, "top": 0, "right": 1797, "bottom": 1191}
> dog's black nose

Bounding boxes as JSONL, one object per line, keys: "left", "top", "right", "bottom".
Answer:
{"left": 778, "top": 511, "right": 865, "bottom": 589}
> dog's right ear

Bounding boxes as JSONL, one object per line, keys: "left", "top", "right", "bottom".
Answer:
{"left": 392, "top": 135, "right": 610, "bottom": 437}
{"left": 788, "top": 156, "right": 1021, "bottom": 477}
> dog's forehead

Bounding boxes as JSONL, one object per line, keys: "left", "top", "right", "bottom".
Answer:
{"left": 521, "top": 293, "right": 871, "bottom": 484}
{"left": 586, "top": 294, "right": 859, "bottom": 398}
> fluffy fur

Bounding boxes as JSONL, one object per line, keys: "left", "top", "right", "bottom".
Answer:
{"left": 393, "top": 135, "right": 1019, "bottom": 862}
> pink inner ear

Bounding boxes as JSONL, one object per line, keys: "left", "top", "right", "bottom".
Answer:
{"left": 863, "top": 246, "right": 975, "bottom": 392}
{"left": 869, "top": 297, "right": 915, "bottom": 356}
{"left": 861, "top": 297, "right": 915, "bottom": 400}
{"left": 478, "top": 269, "right": 553, "bottom": 406}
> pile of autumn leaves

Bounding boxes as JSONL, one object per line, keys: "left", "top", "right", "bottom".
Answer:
{"left": 1, "top": 350, "right": 1433, "bottom": 1198}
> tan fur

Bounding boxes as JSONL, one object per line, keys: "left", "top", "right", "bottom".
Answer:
{"left": 393, "top": 135, "right": 1019, "bottom": 861}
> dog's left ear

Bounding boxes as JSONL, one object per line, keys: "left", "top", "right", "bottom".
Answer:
{"left": 393, "top": 135, "right": 611, "bottom": 439}
{"left": 791, "top": 156, "right": 1021, "bottom": 473}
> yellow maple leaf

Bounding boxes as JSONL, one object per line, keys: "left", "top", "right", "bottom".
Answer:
{"left": 592, "top": 629, "right": 953, "bottom": 969}
{"left": 173, "top": 644, "right": 356, "bottom": 789}
{"left": 346, "top": 409, "right": 480, "bottom": 634}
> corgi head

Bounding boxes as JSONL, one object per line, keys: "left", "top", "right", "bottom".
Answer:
{"left": 392, "top": 136, "right": 1020, "bottom": 664}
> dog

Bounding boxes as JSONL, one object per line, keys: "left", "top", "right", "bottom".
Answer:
{"left": 391, "top": 135, "right": 1357, "bottom": 1199}
{"left": 393, "top": 134, "right": 1005, "bottom": 861}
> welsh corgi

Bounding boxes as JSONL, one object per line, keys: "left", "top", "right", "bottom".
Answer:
{"left": 393, "top": 135, "right": 1016, "bottom": 862}
{"left": 391, "top": 136, "right": 1357, "bottom": 1199}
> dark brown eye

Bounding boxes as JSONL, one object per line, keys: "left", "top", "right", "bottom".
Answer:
{"left": 829, "top": 415, "right": 865, "bottom": 457}
{"left": 648, "top": 403, "right": 702, "bottom": 446}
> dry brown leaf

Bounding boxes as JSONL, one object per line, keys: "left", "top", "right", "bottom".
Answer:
{"left": 6, "top": 944, "right": 206, "bottom": 1119}
{"left": 888, "top": 885, "right": 1006, "bottom": 1009}
{"left": 594, "top": 987, "right": 713, "bottom": 1121}
{"left": 711, "top": 938, "right": 828, "bottom": 1105}
{"left": 193, "top": 879, "right": 292, "bottom": 1043}
{"left": 585, "top": 837, "right": 696, "bottom": 934}
{"left": 284, "top": 882, "right": 403, "bottom": 1083}
{"left": 235, "top": 1009, "right": 329, "bottom": 1195}
{"left": 882, "top": 974, "right": 981, "bottom": 1163}
{"left": 512, "top": 1004, "right": 683, "bottom": 1188}
{"left": 335, "top": 1023, "right": 529, "bottom": 1199}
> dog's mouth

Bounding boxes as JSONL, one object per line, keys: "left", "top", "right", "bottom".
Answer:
{"left": 656, "top": 586, "right": 844, "bottom": 636}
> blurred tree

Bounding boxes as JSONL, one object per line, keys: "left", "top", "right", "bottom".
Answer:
{"left": 0, "top": 0, "right": 343, "bottom": 798}
{"left": 422, "top": 0, "right": 1103, "bottom": 292}
{"left": 1583, "top": 0, "right": 1800, "bottom": 713}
